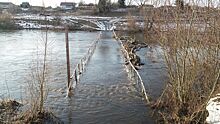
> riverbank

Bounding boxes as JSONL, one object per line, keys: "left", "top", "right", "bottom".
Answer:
{"left": 0, "top": 13, "right": 117, "bottom": 31}
{"left": 0, "top": 100, "right": 22, "bottom": 123}
{"left": 0, "top": 99, "right": 63, "bottom": 123}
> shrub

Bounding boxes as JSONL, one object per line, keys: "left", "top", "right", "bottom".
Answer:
{"left": 152, "top": 3, "right": 220, "bottom": 123}
{"left": 0, "top": 13, "right": 18, "bottom": 30}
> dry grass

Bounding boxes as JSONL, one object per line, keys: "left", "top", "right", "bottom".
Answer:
{"left": 0, "top": 100, "right": 22, "bottom": 123}
{"left": 127, "top": 12, "right": 139, "bottom": 32}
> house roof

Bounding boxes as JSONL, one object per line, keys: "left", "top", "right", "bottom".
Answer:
{"left": 143, "top": 4, "right": 154, "bottom": 7}
{"left": 60, "top": 2, "right": 76, "bottom": 6}
{"left": 0, "top": 2, "right": 14, "bottom": 5}
{"left": 21, "top": 2, "right": 30, "bottom": 5}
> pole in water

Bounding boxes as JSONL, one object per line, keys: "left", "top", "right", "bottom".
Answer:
{"left": 65, "top": 26, "right": 71, "bottom": 96}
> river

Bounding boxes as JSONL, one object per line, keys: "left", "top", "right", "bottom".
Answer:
{"left": 0, "top": 30, "right": 160, "bottom": 123}
{"left": 0, "top": 30, "right": 99, "bottom": 100}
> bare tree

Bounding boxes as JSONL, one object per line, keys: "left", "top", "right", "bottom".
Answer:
{"left": 98, "top": 0, "right": 112, "bottom": 13}
{"left": 133, "top": 0, "right": 149, "bottom": 7}
{"left": 126, "top": 0, "right": 133, "bottom": 6}
{"left": 118, "top": 0, "right": 126, "bottom": 8}
{"left": 175, "top": 0, "right": 184, "bottom": 12}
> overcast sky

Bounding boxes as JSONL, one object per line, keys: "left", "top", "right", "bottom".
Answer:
{"left": 0, "top": 0, "right": 102, "bottom": 7}
{"left": 0, "top": 0, "right": 219, "bottom": 7}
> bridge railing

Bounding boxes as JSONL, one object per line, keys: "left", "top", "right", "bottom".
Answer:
{"left": 113, "top": 30, "right": 150, "bottom": 104}
{"left": 68, "top": 33, "right": 100, "bottom": 92}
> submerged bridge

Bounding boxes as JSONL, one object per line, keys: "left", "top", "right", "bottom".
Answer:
{"left": 53, "top": 24, "right": 155, "bottom": 123}
{"left": 37, "top": 17, "right": 158, "bottom": 123}
{"left": 64, "top": 32, "right": 153, "bottom": 123}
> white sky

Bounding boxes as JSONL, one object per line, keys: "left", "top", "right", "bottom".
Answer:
{"left": 0, "top": 0, "right": 104, "bottom": 7}
{"left": 0, "top": 0, "right": 219, "bottom": 7}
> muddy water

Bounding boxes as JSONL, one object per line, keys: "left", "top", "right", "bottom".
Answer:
{"left": 0, "top": 30, "right": 99, "bottom": 99}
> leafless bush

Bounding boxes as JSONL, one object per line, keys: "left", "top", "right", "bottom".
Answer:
{"left": 127, "top": 12, "right": 138, "bottom": 32}
{"left": 0, "top": 12, "right": 12, "bottom": 21}
{"left": 0, "top": 12, "right": 17, "bottom": 29}
{"left": 17, "top": 29, "right": 55, "bottom": 123}
{"left": 149, "top": 0, "right": 220, "bottom": 123}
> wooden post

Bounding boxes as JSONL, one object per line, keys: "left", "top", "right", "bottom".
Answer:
{"left": 78, "top": 64, "right": 81, "bottom": 74}
{"left": 65, "top": 27, "right": 71, "bottom": 92}
{"left": 81, "top": 59, "right": 83, "bottom": 72}
{"left": 75, "top": 69, "right": 78, "bottom": 84}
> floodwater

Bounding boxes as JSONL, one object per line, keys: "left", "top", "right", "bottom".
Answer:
{"left": 0, "top": 30, "right": 99, "bottom": 99}
{"left": 118, "top": 31, "right": 167, "bottom": 99}
{"left": 0, "top": 30, "right": 161, "bottom": 123}
{"left": 46, "top": 31, "right": 155, "bottom": 123}
{"left": 136, "top": 46, "right": 167, "bottom": 99}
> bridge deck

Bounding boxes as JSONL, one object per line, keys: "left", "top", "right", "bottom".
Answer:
{"left": 65, "top": 32, "right": 154, "bottom": 124}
